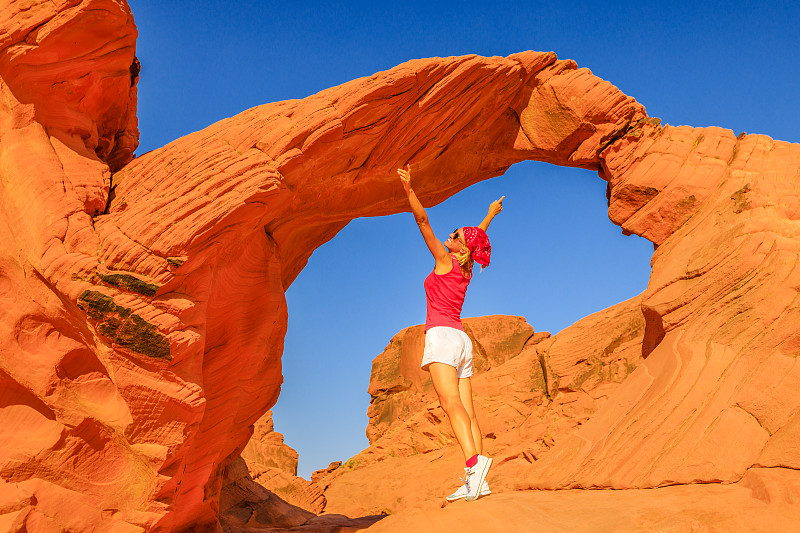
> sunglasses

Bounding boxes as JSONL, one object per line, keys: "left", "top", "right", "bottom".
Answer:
{"left": 451, "top": 229, "right": 463, "bottom": 240}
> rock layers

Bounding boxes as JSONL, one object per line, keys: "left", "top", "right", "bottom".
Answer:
{"left": 364, "top": 471, "right": 800, "bottom": 533}
{"left": 239, "top": 411, "right": 325, "bottom": 515}
{"left": 0, "top": 0, "right": 798, "bottom": 531}
{"left": 523, "top": 122, "right": 800, "bottom": 491}
{"left": 364, "top": 316, "right": 540, "bottom": 455}
{"left": 319, "top": 303, "right": 645, "bottom": 516}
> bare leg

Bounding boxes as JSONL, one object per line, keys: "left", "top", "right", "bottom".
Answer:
{"left": 428, "top": 362, "right": 477, "bottom": 461}
{"left": 458, "top": 377, "right": 482, "bottom": 455}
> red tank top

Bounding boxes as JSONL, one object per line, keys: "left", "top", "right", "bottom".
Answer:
{"left": 424, "top": 255, "right": 471, "bottom": 332}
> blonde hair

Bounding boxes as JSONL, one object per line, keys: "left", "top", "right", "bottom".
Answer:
{"left": 453, "top": 233, "right": 474, "bottom": 278}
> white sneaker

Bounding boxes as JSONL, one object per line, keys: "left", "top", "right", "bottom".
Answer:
{"left": 464, "top": 455, "right": 492, "bottom": 501}
{"left": 446, "top": 469, "right": 491, "bottom": 501}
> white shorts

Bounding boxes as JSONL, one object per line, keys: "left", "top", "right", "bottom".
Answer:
{"left": 421, "top": 326, "right": 474, "bottom": 378}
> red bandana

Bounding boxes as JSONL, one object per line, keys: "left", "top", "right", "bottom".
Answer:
{"left": 462, "top": 226, "right": 491, "bottom": 268}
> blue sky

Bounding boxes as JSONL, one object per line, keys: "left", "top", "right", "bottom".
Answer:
{"left": 129, "top": 1, "right": 800, "bottom": 478}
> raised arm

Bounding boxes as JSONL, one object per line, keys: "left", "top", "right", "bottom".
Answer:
{"left": 397, "top": 165, "right": 450, "bottom": 267}
{"left": 478, "top": 196, "right": 505, "bottom": 231}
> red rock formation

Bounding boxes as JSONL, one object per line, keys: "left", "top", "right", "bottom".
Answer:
{"left": 517, "top": 124, "right": 800, "bottom": 491}
{"left": 242, "top": 411, "right": 300, "bottom": 478}
{"left": 219, "top": 458, "right": 314, "bottom": 531}
{"left": 240, "top": 411, "right": 325, "bottom": 514}
{"left": 81, "top": 47, "right": 642, "bottom": 531}
{"left": 364, "top": 467, "right": 800, "bottom": 533}
{"left": 1, "top": 0, "right": 799, "bottom": 530}
{"left": 320, "top": 300, "right": 645, "bottom": 515}
{"left": 365, "top": 316, "right": 536, "bottom": 448}
{"left": 218, "top": 458, "right": 383, "bottom": 533}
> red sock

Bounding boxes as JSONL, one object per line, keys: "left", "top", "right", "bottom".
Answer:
{"left": 465, "top": 454, "right": 478, "bottom": 467}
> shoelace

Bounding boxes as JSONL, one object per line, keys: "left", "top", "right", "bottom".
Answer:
{"left": 461, "top": 467, "right": 475, "bottom": 489}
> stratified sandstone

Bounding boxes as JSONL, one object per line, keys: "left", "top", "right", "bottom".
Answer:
{"left": 1, "top": 0, "right": 799, "bottom": 530}
{"left": 219, "top": 457, "right": 313, "bottom": 531}
{"left": 364, "top": 467, "right": 800, "bottom": 533}
{"left": 77, "top": 46, "right": 643, "bottom": 531}
{"left": 365, "top": 316, "right": 535, "bottom": 448}
{"left": 321, "top": 300, "right": 645, "bottom": 516}
{"left": 242, "top": 411, "right": 299, "bottom": 477}
{"left": 517, "top": 124, "right": 800, "bottom": 491}
{"left": 240, "top": 411, "right": 325, "bottom": 514}
{"left": 217, "top": 457, "right": 385, "bottom": 533}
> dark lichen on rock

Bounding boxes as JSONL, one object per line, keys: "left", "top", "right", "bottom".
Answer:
{"left": 98, "top": 272, "right": 159, "bottom": 297}
{"left": 115, "top": 313, "right": 171, "bottom": 360}
{"left": 730, "top": 184, "right": 751, "bottom": 214}
{"left": 77, "top": 290, "right": 171, "bottom": 360}
{"left": 77, "top": 290, "right": 130, "bottom": 320}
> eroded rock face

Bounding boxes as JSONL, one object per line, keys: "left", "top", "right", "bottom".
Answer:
{"left": 364, "top": 467, "right": 800, "bottom": 533}
{"left": 1, "top": 0, "right": 798, "bottom": 530}
{"left": 320, "top": 300, "right": 645, "bottom": 516}
{"left": 240, "top": 411, "right": 325, "bottom": 514}
{"left": 365, "top": 316, "right": 536, "bottom": 449}
{"left": 521, "top": 124, "right": 800, "bottom": 490}
{"left": 72, "top": 47, "right": 643, "bottom": 531}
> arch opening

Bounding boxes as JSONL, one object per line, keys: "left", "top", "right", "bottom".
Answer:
{"left": 272, "top": 159, "right": 653, "bottom": 480}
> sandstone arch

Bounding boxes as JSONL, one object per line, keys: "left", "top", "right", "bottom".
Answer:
{"left": 1, "top": 1, "right": 799, "bottom": 531}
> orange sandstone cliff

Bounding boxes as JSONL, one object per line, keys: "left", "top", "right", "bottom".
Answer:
{"left": 239, "top": 411, "right": 324, "bottom": 515}
{"left": 1, "top": 0, "right": 799, "bottom": 531}
{"left": 317, "top": 307, "right": 644, "bottom": 516}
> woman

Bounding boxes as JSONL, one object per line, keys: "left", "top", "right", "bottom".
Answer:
{"left": 397, "top": 164, "right": 503, "bottom": 502}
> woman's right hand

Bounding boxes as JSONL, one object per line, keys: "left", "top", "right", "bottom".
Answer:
{"left": 397, "top": 164, "right": 412, "bottom": 194}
